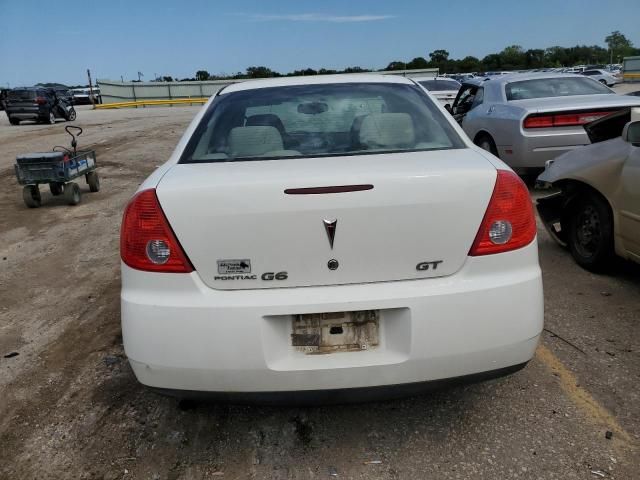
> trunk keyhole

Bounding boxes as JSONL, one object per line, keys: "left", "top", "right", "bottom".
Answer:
{"left": 329, "top": 326, "right": 343, "bottom": 335}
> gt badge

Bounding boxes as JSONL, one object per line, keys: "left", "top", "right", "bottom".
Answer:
{"left": 416, "top": 260, "right": 443, "bottom": 271}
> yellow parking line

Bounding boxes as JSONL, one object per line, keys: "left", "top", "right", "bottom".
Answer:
{"left": 535, "top": 344, "right": 634, "bottom": 447}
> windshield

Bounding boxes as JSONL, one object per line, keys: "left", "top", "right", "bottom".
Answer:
{"left": 8, "top": 89, "right": 36, "bottom": 100}
{"left": 418, "top": 79, "right": 461, "bottom": 91}
{"left": 505, "top": 77, "right": 612, "bottom": 100}
{"left": 181, "top": 82, "right": 465, "bottom": 163}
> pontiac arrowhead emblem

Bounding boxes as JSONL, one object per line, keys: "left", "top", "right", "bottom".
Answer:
{"left": 323, "top": 219, "right": 337, "bottom": 249}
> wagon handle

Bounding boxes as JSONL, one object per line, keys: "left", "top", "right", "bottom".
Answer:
{"left": 53, "top": 145, "right": 73, "bottom": 155}
{"left": 65, "top": 125, "right": 83, "bottom": 156}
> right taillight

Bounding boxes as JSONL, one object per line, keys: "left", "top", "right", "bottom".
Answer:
{"left": 523, "top": 111, "right": 615, "bottom": 129}
{"left": 35, "top": 96, "right": 47, "bottom": 105}
{"left": 120, "top": 189, "right": 193, "bottom": 273}
{"left": 469, "top": 170, "right": 536, "bottom": 256}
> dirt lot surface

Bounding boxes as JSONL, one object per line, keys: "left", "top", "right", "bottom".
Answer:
{"left": 0, "top": 100, "right": 638, "bottom": 480}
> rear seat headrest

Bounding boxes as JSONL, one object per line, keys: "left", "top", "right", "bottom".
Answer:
{"left": 359, "top": 113, "right": 415, "bottom": 149}
{"left": 228, "top": 126, "right": 284, "bottom": 157}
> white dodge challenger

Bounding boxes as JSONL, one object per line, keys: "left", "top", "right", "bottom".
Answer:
{"left": 120, "top": 74, "right": 543, "bottom": 403}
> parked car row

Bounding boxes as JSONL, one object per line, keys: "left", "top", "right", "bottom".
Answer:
{"left": 416, "top": 71, "right": 640, "bottom": 272}
{"left": 444, "top": 73, "right": 640, "bottom": 175}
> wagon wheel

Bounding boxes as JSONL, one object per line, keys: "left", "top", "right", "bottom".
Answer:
{"left": 64, "top": 182, "right": 81, "bottom": 205}
{"left": 86, "top": 171, "right": 100, "bottom": 192}
{"left": 49, "top": 183, "right": 64, "bottom": 196}
{"left": 23, "top": 185, "right": 41, "bottom": 208}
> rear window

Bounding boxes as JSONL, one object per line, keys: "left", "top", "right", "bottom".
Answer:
{"left": 8, "top": 89, "right": 36, "bottom": 100}
{"left": 181, "top": 82, "right": 465, "bottom": 163}
{"left": 418, "top": 79, "right": 461, "bottom": 91}
{"left": 505, "top": 77, "right": 612, "bottom": 100}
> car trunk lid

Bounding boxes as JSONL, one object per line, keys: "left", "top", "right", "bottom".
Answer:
{"left": 156, "top": 149, "right": 496, "bottom": 290}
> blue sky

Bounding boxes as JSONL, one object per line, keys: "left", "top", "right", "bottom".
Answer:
{"left": 0, "top": 0, "right": 638, "bottom": 86}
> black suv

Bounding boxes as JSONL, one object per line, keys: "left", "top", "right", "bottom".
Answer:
{"left": 5, "top": 87, "right": 75, "bottom": 125}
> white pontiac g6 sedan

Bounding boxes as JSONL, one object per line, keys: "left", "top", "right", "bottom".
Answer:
{"left": 120, "top": 74, "right": 543, "bottom": 403}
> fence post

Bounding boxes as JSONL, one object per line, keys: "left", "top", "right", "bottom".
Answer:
{"left": 167, "top": 83, "right": 172, "bottom": 107}
{"left": 132, "top": 83, "right": 137, "bottom": 108}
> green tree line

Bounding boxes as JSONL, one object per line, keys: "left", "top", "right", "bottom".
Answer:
{"left": 167, "top": 31, "right": 638, "bottom": 81}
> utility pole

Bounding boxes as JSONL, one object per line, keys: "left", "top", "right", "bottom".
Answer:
{"left": 87, "top": 69, "right": 96, "bottom": 109}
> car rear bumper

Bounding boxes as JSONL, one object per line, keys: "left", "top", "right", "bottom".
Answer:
{"left": 122, "top": 241, "right": 543, "bottom": 395}
{"left": 499, "top": 128, "right": 590, "bottom": 170}
{"left": 7, "top": 112, "right": 41, "bottom": 120}
{"left": 148, "top": 362, "right": 529, "bottom": 405}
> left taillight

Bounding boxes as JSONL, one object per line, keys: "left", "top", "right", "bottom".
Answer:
{"left": 120, "top": 189, "right": 193, "bottom": 273}
{"left": 35, "top": 96, "right": 47, "bottom": 105}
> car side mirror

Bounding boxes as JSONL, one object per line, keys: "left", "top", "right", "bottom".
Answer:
{"left": 622, "top": 121, "right": 640, "bottom": 146}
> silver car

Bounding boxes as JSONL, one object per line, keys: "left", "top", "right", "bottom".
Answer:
{"left": 537, "top": 107, "right": 640, "bottom": 271}
{"left": 448, "top": 73, "right": 640, "bottom": 175}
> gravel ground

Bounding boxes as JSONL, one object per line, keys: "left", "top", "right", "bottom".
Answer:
{"left": 0, "top": 98, "right": 638, "bottom": 480}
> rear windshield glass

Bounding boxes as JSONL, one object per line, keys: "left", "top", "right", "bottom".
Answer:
{"left": 505, "top": 77, "right": 612, "bottom": 100}
{"left": 180, "top": 82, "right": 465, "bottom": 163}
{"left": 418, "top": 79, "right": 461, "bottom": 91}
{"left": 8, "top": 89, "right": 36, "bottom": 100}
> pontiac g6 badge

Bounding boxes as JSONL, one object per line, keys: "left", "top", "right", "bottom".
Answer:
{"left": 323, "top": 219, "right": 337, "bottom": 249}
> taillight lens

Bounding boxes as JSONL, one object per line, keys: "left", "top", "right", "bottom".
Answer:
{"left": 523, "top": 111, "right": 614, "bottom": 129}
{"left": 35, "top": 96, "right": 47, "bottom": 105}
{"left": 120, "top": 189, "right": 193, "bottom": 272}
{"left": 469, "top": 170, "right": 536, "bottom": 256}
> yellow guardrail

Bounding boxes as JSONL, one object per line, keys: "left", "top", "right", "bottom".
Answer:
{"left": 95, "top": 98, "right": 209, "bottom": 109}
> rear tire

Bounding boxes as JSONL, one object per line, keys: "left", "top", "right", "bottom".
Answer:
{"left": 86, "top": 171, "right": 100, "bottom": 192}
{"left": 567, "top": 193, "right": 614, "bottom": 272}
{"left": 48, "top": 110, "right": 56, "bottom": 124}
{"left": 64, "top": 182, "right": 81, "bottom": 205}
{"left": 599, "top": 79, "right": 607, "bottom": 85}
{"left": 9, "top": 116, "right": 20, "bottom": 126}
{"left": 475, "top": 133, "right": 499, "bottom": 157}
{"left": 49, "top": 182, "right": 64, "bottom": 196}
{"left": 23, "top": 185, "right": 41, "bottom": 208}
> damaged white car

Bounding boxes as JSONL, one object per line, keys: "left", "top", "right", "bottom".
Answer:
{"left": 537, "top": 107, "right": 640, "bottom": 271}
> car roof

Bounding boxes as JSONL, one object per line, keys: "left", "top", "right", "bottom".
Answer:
{"left": 462, "top": 72, "right": 586, "bottom": 87}
{"left": 412, "top": 76, "right": 459, "bottom": 82}
{"left": 221, "top": 74, "right": 416, "bottom": 94}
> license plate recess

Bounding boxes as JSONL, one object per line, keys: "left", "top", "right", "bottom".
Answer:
{"left": 291, "top": 310, "right": 379, "bottom": 354}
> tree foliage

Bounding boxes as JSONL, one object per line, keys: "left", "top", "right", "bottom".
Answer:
{"left": 187, "top": 31, "right": 639, "bottom": 81}
{"left": 195, "top": 70, "right": 210, "bottom": 81}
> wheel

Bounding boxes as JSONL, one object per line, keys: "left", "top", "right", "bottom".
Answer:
{"left": 49, "top": 182, "right": 64, "bottom": 196}
{"left": 66, "top": 107, "right": 77, "bottom": 121}
{"left": 567, "top": 193, "right": 614, "bottom": 272}
{"left": 48, "top": 110, "right": 56, "bottom": 124}
{"left": 475, "top": 134, "right": 498, "bottom": 157}
{"left": 9, "top": 116, "right": 20, "bottom": 126}
{"left": 86, "top": 171, "right": 100, "bottom": 192}
{"left": 64, "top": 182, "right": 81, "bottom": 205}
{"left": 22, "top": 185, "right": 41, "bottom": 208}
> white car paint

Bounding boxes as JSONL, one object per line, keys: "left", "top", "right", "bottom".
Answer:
{"left": 413, "top": 76, "right": 461, "bottom": 107}
{"left": 121, "top": 74, "right": 543, "bottom": 399}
